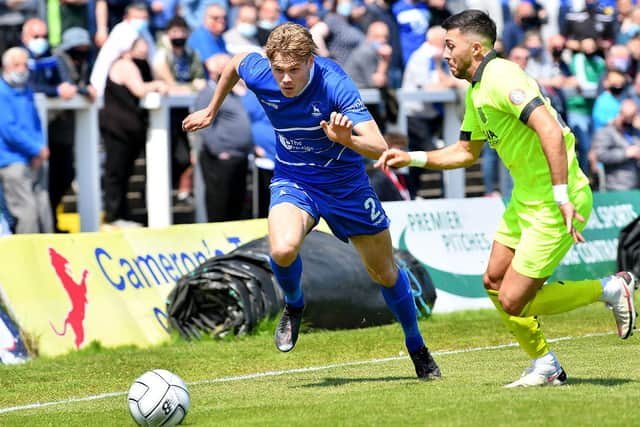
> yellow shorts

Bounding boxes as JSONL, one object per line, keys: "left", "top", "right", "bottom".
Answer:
{"left": 494, "top": 185, "right": 593, "bottom": 279}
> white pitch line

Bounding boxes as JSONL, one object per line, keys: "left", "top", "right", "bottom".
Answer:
{"left": 0, "top": 332, "right": 612, "bottom": 415}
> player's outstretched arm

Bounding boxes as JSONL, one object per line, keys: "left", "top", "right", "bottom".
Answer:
{"left": 374, "top": 139, "right": 484, "bottom": 173}
{"left": 182, "top": 52, "right": 249, "bottom": 132}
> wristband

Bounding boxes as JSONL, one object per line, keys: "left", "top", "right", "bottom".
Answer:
{"left": 408, "top": 151, "right": 428, "bottom": 167}
{"left": 552, "top": 184, "right": 569, "bottom": 205}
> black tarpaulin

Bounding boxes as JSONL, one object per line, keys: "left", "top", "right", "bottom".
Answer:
{"left": 618, "top": 215, "right": 640, "bottom": 279}
{"left": 166, "top": 230, "right": 436, "bottom": 339}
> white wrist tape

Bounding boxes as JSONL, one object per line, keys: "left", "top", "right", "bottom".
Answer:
{"left": 408, "top": 151, "right": 428, "bottom": 167}
{"left": 552, "top": 184, "right": 570, "bottom": 205}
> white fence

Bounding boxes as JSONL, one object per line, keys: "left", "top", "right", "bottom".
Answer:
{"left": 34, "top": 88, "right": 462, "bottom": 232}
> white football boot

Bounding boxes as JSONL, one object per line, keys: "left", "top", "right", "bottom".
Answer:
{"left": 603, "top": 272, "right": 638, "bottom": 340}
{"left": 505, "top": 365, "right": 567, "bottom": 388}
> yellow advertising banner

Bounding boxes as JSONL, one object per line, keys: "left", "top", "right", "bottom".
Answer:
{"left": 0, "top": 220, "right": 269, "bottom": 356}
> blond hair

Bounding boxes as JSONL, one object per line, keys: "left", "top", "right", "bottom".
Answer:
{"left": 265, "top": 22, "right": 317, "bottom": 63}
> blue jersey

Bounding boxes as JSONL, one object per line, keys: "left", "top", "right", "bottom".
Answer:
{"left": 238, "top": 53, "right": 373, "bottom": 188}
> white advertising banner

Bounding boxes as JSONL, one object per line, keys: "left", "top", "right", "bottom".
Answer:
{"left": 383, "top": 198, "right": 505, "bottom": 313}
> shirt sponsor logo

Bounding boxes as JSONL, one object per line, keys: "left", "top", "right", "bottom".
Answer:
{"left": 260, "top": 99, "right": 279, "bottom": 109}
{"left": 278, "top": 134, "right": 314, "bottom": 152}
{"left": 343, "top": 98, "right": 366, "bottom": 113}
{"left": 484, "top": 129, "right": 499, "bottom": 146}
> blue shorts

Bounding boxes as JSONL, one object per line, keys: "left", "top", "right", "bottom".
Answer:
{"left": 269, "top": 178, "right": 390, "bottom": 242}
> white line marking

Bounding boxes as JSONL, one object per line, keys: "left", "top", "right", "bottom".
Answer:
{"left": 0, "top": 332, "right": 612, "bottom": 415}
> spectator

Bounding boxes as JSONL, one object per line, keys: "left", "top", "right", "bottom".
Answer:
{"left": 392, "top": 0, "right": 429, "bottom": 65}
{"left": 94, "top": 0, "right": 142, "bottom": 48}
{"left": 256, "top": 0, "right": 282, "bottom": 46}
{"left": 223, "top": 3, "right": 262, "bottom": 55}
{"left": 90, "top": 2, "right": 156, "bottom": 97}
{"left": 149, "top": 0, "right": 180, "bottom": 33}
{"left": 153, "top": 15, "right": 206, "bottom": 207}
{"left": 401, "top": 25, "right": 457, "bottom": 199}
{"left": 187, "top": 3, "right": 228, "bottom": 63}
{"left": 604, "top": 43, "right": 632, "bottom": 78}
{"left": 283, "top": 0, "right": 321, "bottom": 27}
{"left": 47, "top": 0, "right": 90, "bottom": 47}
{"left": 0, "top": 0, "right": 44, "bottom": 54}
{"left": 343, "top": 20, "right": 392, "bottom": 131}
{"left": 615, "top": 1, "right": 640, "bottom": 44}
{"left": 592, "top": 98, "right": 640, "bottom": 190}
{"left": 192, "top": 53, "right": 253, "bottom": 222}
{"left": 99, "top": 37, "right": 167, "bottom": 229}
{"left": 627, "top": 33, "right": 640, "bottom": 77}
{"left": 501, "top": 1, "right": 541, "bottom": 55}
{"left": 427, "top": 0, "right": 451, "bottom": 28}
{"left": 344, "top": 20, "right": 391, "bottom": 89}
{"left": 592, "top": 68, "right": 629, "bottom": 131}
{"left": 49, "top": 27, "right": 97, "bottom": 233}
{"left": 522, "top": 30, "right": 551, "bottom": 80}
{"left": 310, "top": 0, "right": 366, "bottom": 66}
{"left": 180, "top": 0, "right": 221, "bottom": 31}
{"left": 22, "top": 18, "right": 81, "bottom": 233}
{"left": 566, "top": 36, "right": 606, "bottom": 176}
{"left": 0, "top": 47, "right": 51, "bottom": 234}
{"left": 563, "top": 0, "right": 616, "bottom": 52}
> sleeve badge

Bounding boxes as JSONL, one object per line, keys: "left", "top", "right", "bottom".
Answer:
{"left": 509, "top": 89, "right": 526, "bottom": 105}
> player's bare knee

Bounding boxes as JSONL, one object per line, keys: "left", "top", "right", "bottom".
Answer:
{"left": 269, "top": 242, "right": 299, "bottom": 266}
{"left": 499, "top": 294, "right": 524, "bottom": 316}
{"left": 371, "top": 265, "right": 397, "bottom": 288}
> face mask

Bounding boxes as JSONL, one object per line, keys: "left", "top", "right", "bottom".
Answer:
{"left": 27, "top": 38, "right": 49, "bottom": 56}
{"left": 551, "top": 47, "right": 564, "bottom": 59}
{"left": 623, "top": 121, "right": 635, "bottom": 130}
{"left": 520, "top": 16, "right": 538, "bottom": 29}
{"left": 237, "top": 23, "right": 257, "bottom": 38}
{"left": 609, "top": 85, "right": 626, "bottom": 96}
{"left": 3, "top": 70, "right": 29, "bottom": 87}
{"left": 258, "top": 19, "right": 277, "bottom": 30}
{"left": 337, "top": 2, "right": 352, "bottom": 17}
{"left": 129, "top": 19, "right": 148, "bottom": 33}
{"left": 170, "top": 37, "right": 187, "bottom": 48}
{"left": 68, "top": 48, "right": 89, "bottom": 62}
{"left": 370, "top": 41, "right": 382, "bottom": 50}
{"left": 612, "top": 58, "right": 629, "bottom": 71}
{"left": 528, "top": 47, "right": 542, "bottom": 58}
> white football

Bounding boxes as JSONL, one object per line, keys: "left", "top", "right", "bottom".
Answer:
{"left": 127, "top": 369, "right": 190, "bottom": 426}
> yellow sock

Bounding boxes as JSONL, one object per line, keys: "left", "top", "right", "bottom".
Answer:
{"left": 520, "top": 279, "right": 602, "bottom": 317}
{"left": 487, "top": 290, "right": 549, "bottom": 359}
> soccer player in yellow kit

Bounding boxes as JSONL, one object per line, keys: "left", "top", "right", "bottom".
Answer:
{"left": 376, "top": 9, "right": 638, "bottom": 387}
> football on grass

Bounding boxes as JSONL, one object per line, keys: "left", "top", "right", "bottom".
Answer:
{"left": 127, "top": 369, "right": 190, "bottom": 426}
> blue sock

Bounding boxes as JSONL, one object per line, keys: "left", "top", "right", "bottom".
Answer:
{"left": 380, "top": 268, "right": 425, "bottom": 353}
{"left": 270, "top": 255, "right": 304, "bottom": 308}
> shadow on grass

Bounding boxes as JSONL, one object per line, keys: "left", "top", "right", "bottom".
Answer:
{"left": 568, "top": 377, "right": 634, "bottom": 386}
{"left": 301, "top": 376, "right": 417, "bottom": 387}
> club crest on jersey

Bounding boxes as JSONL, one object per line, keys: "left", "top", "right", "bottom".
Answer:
{"left": 311, "top": 102, "right": 323, "bottom": 117}
{"left": 509, "top": 89, "right": 526, "bottom": 105}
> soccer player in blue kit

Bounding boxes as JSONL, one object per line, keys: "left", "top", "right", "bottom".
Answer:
{"left": 182, "top": 22, "right": 441, "bottom": 380}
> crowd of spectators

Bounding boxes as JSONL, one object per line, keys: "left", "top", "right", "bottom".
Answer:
{"left": 1, "top": 0, "right": 640, "bottom": 236}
